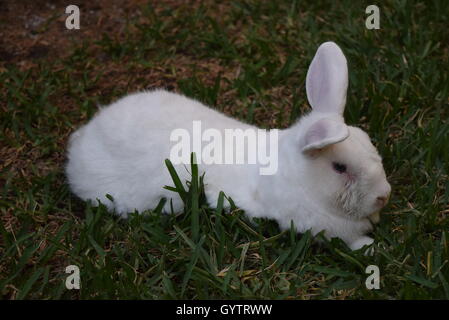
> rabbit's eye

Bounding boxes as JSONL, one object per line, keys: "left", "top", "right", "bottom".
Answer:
{"left": 332, "top": 162, "right": 347, "bottom": 174}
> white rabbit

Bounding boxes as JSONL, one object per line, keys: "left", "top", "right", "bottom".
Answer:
{"left": 66, "top": 42, "right": 391, "bottom": 251}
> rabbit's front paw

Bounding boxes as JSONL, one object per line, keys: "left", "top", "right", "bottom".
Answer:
{"left": 349, "top": 236, "right": 374, "bottom": 255}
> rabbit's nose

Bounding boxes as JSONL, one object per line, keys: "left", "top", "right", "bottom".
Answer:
{"left": 376, "top": 182, "right": 391, "bottom": 208}
{"left": 376, "top": 190, "right": 390, "bottom": 208}
{"left": 376, "top": 196, "right": 388, "bottom": 208}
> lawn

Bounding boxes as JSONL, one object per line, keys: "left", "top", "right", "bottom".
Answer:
{"left": 0, "top": 0, "right": 448, "bottom": 299}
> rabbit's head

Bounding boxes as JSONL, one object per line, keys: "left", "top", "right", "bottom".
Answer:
{"left": 292, "top": 42, "right": 391, "bottom": 220}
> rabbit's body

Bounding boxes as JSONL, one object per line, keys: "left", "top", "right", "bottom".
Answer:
{"left": 66, "top": 90, "right": 259, "bottom": 215}
{"left": 66, "top": 42, "right": 391, "bottom": 251}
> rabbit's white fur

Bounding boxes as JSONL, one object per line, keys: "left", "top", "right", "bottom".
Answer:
{"left": 66, "top": 42, "right": 391, "bottom": 251}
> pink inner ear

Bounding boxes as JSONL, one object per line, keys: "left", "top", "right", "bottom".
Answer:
{"left": 301, "top": 118, "right": 350, "bottom": 153}
{"left": 304, "top": 120, "right": 327, "bottom": 147}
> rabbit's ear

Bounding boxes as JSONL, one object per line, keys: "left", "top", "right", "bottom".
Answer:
{"left": 301, "top": 118, "right": 349, "bottom": 153}
{"left": 306, "top": 42, "right": 348, "bottom": 115}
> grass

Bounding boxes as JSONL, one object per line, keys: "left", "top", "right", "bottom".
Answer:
{"left": 1, "top": 0, "right": 448, "bottom": 299}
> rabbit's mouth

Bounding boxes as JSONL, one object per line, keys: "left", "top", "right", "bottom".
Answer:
{"left": 368, "top": 211, "right": 381, "bottom": 224}
{"left": 335, "top": 182, "right": 377, "bottom": 221}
